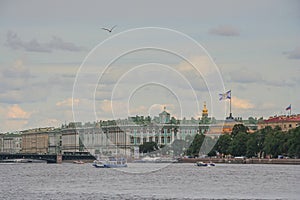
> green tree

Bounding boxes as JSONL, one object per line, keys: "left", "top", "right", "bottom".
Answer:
{"left": 232, "top": 124, "right": 249, "bottom": 137}
{"left": 246, "top": 133, "right": 258, "bottom": 158}
{"left": 229, "top": 132, "right": 248, "bottom": 156}
{"left": 215, "top": 134, "right": 232, "bottom": 156}
{"left": 199, "top": 136, "right": 218, "bottom": 156}
{"left": 263, "top": 128, "right": 287, "bottom": 158}
{"left": 139, "top": 142, "right": 158, "bottom": 153}
{"left": 287, "top": 127, "right": 300, "bottom": 158}
{"left": 255, "top": 129, "right": 266, "bottom": 158}
{"left": 186, "top": 134, "right": 205, "bottom": 156}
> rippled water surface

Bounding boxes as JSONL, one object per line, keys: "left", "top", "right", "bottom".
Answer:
{"left": 0, "top": 163, "right": 299, "bottom": 199}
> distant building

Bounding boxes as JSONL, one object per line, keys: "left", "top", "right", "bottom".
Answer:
{"left": 159, "top": 107, "right": 170, "bottom": 123}
{"left": 0, "top": 133, "right": 22, "bottom": 153}
{"left": 1, "top": 102, "right": 260, "bottom": 157}
{"left": 258, "top": 114, "right": 300, "bottom": 131}
{"left": 61, "top": 123, "right": 103, "bottom": 155}
{"left": 48, "top": 129, "right": 62, "bottom": 154}
{"left": 61, "top": 126, "right": 81, "bottom": 154}
{"left": 222, "top": 118, "right": 241, "bottom": 134}
{"left": 21, "top": 128, "right": 53, "bottom": 154}
{"left": 198, "top": 102, "right": 241, "bottom": 135}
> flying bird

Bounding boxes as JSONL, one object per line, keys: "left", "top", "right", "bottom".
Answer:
{"left": 101, "top": 25, "right": 117, "bottom": 33}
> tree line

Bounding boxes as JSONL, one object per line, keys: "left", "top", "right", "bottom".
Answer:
{"left": 210, "top": 124, "right": 300, "bottom": 159}
{"left": 139, "top": 124, "right": 300, "bottom": 159}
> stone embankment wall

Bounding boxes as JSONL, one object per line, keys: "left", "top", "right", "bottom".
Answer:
{"left": 178, "top": 158, "right": 300, "bottom": 165}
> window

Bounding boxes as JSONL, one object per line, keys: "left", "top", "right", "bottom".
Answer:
{"left": 161, "top": 136, "right": 164, "bottom": 144}
{"left": 130, "top": 136, "right": 134, "bottom": 144}
{"left": 167, "top": 136, "right": 171, "bottom": 143}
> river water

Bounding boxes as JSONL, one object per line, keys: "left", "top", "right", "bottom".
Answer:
{"left": 0, "top": 162, "right": 299, "bottom": 199}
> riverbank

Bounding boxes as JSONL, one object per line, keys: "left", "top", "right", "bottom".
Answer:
{"left": 178, "top": 157, "right": 300, "bottom": 165}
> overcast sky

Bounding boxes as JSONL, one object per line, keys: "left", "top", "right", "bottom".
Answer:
{"left": 0, "top": 0, "right": 299, "bottom": 132}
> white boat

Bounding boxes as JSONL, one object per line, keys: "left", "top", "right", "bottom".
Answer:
{"left": 73, "top": 160, "right": 85, "bottom": 164}
{"left": 134, "top": 156, "right": 178, "bottom": 163}
{"left": 92, "top": 157, "right": 127, "bottom": 168}
{"left": 196, "top": 161, "right": 215, "bottom": 167}
{"left": 0, "top": 159, "right": 46, "bottom": 163}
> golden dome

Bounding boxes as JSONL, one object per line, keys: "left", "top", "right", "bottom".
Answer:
{"left": 202, "top": 102, "right": 208, "bottom": 115}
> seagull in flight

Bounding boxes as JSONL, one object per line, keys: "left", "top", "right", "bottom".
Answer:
{"left": 101, "top": 25, "right": 117, "bottom": 33}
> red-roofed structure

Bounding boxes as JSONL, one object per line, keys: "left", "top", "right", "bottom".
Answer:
{"left": 258, "top": 114, "right": 300, "bottom": 131}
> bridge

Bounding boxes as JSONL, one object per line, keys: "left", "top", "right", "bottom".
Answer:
{"left": 0, "top": 153, "right": 96, "bottom": 163}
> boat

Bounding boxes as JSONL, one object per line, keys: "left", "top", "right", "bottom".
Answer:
{"left": 73, "top": 160, "right": 85, "bottom": 164}
{"left": 134, "top": 156, "right": 178, "bottom": 163}
{"left": 134, "top": 156, "right": 161, "bottom": 163}
{"left": 196, "top": 161, "right": 215, "bottom": 167}
{"left": 0, "top": 159, "right": 47, "bottom": 164}
{"left": 92, "top": 157, "right": 127, "bottom": 168}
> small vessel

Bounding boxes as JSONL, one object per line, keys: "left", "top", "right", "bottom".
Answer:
{"left": 134, "top": 156, "right": 178, "bottom": 163}
{"left": 73, "top": 160, "right": 85, "bottom": 164}
{"left": 92, "top": 157, "right": 127, "bottom": 168}
{"left": 0, "top": 159, "right": 46, "bottom": 164}
{"left": 196, "top": 161, "right": 215, "bottom": 167}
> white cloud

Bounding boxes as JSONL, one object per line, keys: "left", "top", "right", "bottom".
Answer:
{"left": 56, "top": 98, "right": 79, "bottom": 107}
{"left": 232, "top": 97, "right": 254, "bottom": 109}
{"left": 6, "top": 104, "right": 31, "bottom": 119}
{"left": 176, "top": 55, "right": 216, "bottom": 75}
{"left": 0, "top": 104, "right": 31, "bottom": 132}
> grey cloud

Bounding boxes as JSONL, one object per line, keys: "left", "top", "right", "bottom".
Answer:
{"left": 0, "top": 87, "right": 47, "bottom": 104}
{"left": 48, "top": 36, "right": 85, "bottom": 52}
{"left": 229, "top": 69, "right": 262, "bottom": 83}
{"left": 209, "top": 25, "right": 240, "bottom": 36}
{"left": 0, "top": 63, "right": 53, "bottom": 104}
{"left": 265, "top": 79, "right": 296, "bottom": 87}
{"left": 24, "top": 38, "right": 51, "bottom": 52}
{"left": 5, "top": 31, "right": 24, "bottom": 50}
{"left": 5, "top": 31, "right": 85, "bottom": 53}
{"left": 0, "top": 62, "right": 32, "bottom": 92}
{"left": 2, "top": 68, "right": 31, "bottom": 79}
{"left": 283, "top": 47, "right": 300, "bottom": 59}
{"left": 229, "top": 70, "right": 298, "bottom": 88}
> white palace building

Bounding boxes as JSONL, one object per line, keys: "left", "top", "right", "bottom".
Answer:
{"left": 70, "top": 103, "right": 239, "bottom": 156}
{"left": 1, "top": 103, "right": 240, "bottom": 156}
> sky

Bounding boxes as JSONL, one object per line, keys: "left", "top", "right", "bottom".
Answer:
{"left": 0, "top": 0, "right": 299, "bottom": 132}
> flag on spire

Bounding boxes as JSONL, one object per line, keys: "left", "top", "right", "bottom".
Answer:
{"left": 219, "top": 90, "right": 231, "bottom": 101}
{"left": 286, "top": 104, "right": 291, "bottom": 111}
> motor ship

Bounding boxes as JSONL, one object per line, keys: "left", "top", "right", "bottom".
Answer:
{"left": 134, "top": 156, "right": 178, "bottom": 163}
{"left": 92, "top": 156, "right": 127, "bottom": 168}
{"left": 196, "top": 161, "right": 215, "bottom": 167}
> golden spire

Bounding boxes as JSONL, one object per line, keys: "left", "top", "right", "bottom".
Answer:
{"left": 202, "top": 101, "right": 208, "bottom": 115}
